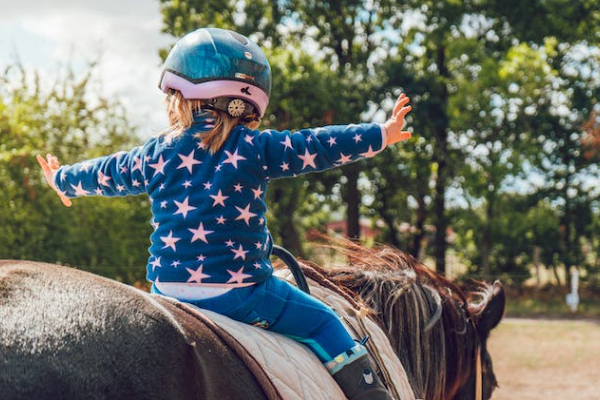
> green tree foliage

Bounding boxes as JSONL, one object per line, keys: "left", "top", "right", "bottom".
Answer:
{"left": 156, "top": 0, "right": 600, "bottom": 287}
{"left": 0, "top": 65, "right": 151, "bottom": 283}
{"left": 157, "top": 0, "right": 407, "bottom": 244}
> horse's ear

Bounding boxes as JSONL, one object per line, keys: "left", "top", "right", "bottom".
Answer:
{"left": 476, "top": 281, "right": 505, "bottom": 336}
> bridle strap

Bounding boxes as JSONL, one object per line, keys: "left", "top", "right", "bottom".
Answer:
{"left": 475, "top": 347, "right": 483, "bottom": 400}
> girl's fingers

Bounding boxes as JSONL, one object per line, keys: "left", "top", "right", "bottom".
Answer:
{"left": 38, "top": 154, "right": 71, "bottom": 206}
{"left": 59, "top": 194, "right": 72, "bottom": 207}
{"left": 36, "top": 154, "right": 51, "bottom": 174}
{"left": 396, "top": 105, "right": 412, "bottom": 119}
{"left": 392, "top": 96, "right": 410, "bottom": 116}
{"left": 399, "top": 130, "right": 412, "bottom": 141}
{"left": 387, "top": 130, "right": 412, "bottom": 145}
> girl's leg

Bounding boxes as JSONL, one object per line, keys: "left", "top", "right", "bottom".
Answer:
{"left": 250, "top": 277, "right": 392, "bottom": 400}
{"left": 254, "top": 276, "right": 356, "bottom": 361}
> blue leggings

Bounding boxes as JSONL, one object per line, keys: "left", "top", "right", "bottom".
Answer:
{"left": 153, "top": 276, "right": 357, "bottom": 363}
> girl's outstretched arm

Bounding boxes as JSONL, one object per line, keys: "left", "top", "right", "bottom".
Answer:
{"left": 249, "top": 94, "right": 411, "bottom": 180}
{"left": 37, "top": 139, "right": 159, "bottom": 203}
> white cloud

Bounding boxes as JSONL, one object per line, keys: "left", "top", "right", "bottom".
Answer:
{"left": 0, "top": 0, "right": 174, "bottom": 137}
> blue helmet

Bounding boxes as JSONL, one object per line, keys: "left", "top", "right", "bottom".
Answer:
{"left": 159, "top": 28, "right": 271, "bottom": 118}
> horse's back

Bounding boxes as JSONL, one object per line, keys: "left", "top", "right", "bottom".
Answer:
{"left": 0, "top": 261, "right": 271, "bottom": 400}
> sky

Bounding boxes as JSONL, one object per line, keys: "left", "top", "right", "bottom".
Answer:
{"left": 0, "top": 0, "right": 173, "bottom": 136}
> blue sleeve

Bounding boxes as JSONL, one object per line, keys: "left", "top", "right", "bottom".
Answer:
{"left": 53, "top": 139, "right": 158, "bottom": 198}
{"left": 251, "top": 123, "right": 387, "bottom": 180}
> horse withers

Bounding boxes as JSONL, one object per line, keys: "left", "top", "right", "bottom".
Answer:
{"left": 0, "top": 244, "right": 504, "bottom": 400}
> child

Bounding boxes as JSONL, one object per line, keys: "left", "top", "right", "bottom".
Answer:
{"left": 38, "top": 28, "right": 411, "bottom": 400}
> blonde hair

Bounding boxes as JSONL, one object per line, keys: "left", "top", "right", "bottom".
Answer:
{"left": 163, "top": 90, "right": 261, "bottom": 154}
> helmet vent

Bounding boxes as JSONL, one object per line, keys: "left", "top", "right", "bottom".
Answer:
{"left": 228, "top": 30, "right": 249, "bottom": 45}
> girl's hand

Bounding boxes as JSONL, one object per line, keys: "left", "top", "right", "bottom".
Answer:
{"left": 384, "top": 94, "right": 412, "bottom": 145}
{"left": 36, "top": 154, "right": 72, "bottom": 207}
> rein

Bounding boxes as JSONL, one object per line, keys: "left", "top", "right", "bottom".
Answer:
{"left": 475, "top": 347, "right": 482, "bottom": 400}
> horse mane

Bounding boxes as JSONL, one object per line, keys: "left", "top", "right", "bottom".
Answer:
{"left": 298, "top": 240, "right": 496, "bottom": 400}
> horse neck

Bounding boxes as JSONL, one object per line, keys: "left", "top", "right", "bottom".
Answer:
{"left": 330, "top": 270, "right": 479, "bottom": 400}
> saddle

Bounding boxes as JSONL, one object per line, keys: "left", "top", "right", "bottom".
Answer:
{"left": 153, "top": 262, "right": 416, "bottom": 400}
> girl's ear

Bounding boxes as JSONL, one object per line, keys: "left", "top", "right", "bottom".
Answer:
{"left": 243, "top": 116, "right": 261, "bottom": 130}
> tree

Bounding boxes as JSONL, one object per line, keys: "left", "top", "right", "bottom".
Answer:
{"left": 0, "top": 65, "right": 151, "bottom": 284}
{"left": 157, "top": 0, "right": 405, "bottom": 242}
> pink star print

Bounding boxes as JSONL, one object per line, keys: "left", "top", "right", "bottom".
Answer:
{"left": 280, "top": 162, "right": 289, "bottom": 171}
{"left": 197, "top": 254, "right": 206, "bottom": 262}
{"left": 174, "top": 196, "right": 196, "bottom": 218}
{"left": 280, "top": 135, "right": 293, "bottom": 150}
{"left": 233, "top": 183, "right": 244, "bottom": 192}
{"left": 297, "top": 149, "right": 317, "bottom": 170}
{"left": 231, "top": 244, "right": 249, "bottom": 260}
{"left": 94, "top": 188, "right": 103, "bottom": 195}
{"left": 132, "top": 156, "right": 142, "bottom": 173}
{"left": 203, "top": 181, "right": 212, "bottom": 190}
{"left": 223, "top": 149, "right": 247, "bottom": 169}
{"left": 97, "top": 172, "right": 112, "bottom": 187}
{"left": 81, "top": 162, "right": 93, "bottom": 172}
{"left": 251, "top": 186, "right": 264, "bottom": 199}
{"left": 160, "top": 230, "right": 181, "bottom": 251}
{"left": 327, "top": 136, "right": 337, "bottom": 147}
{"left": 70, "top": 181, "right": 90, "bottom": 196}
{"left": 337, "top": 153, "right": 353, "bottom": 164}
{"left": 226, "top": 267, "right": 252, "bottom": 284}
{"left": 235, "top": 204, "right": 257, "bottom": 225}
{"left": 177, "top": 150, "right": 201, "bottom": 173}
{"left": 189, "top": 222, "right": 214, "bottom": 243}
{"left": 148, "top": 155, "right": 169, "bottom": 176}
{"left": 210, "top": 190, "right": 229, "bottom": 207}
{"left": 359, "top": 145, "right": 378, "bottom": 158}
{"left": 244, "top": 134, "right": 255, "bottom": 145}
{"left": 225, "top": 239, "right": 235, "bottom": 247}
{"left": 216, "top": 215, "right": 226, "bottom": 224}
{"left": 187, "top": 265, "right": 211, "bottom": 283}
{"left": 150, "top": 257, "right": 162, "bottom": 271}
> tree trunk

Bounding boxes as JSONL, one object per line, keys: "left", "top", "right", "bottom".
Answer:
{"left": 563, "top": 167, "right": 572, "bottom": 290}
{"left": 271, "top": 183, "right": 304, "bottom": 257}
{"left": 379, "top": 190, "right": 401, "bottom": 248}
{"left": 411, "top": 194, "right": 427, "bottom": 260}
{"left": 481, "top": 192, "right": 495, "bottom": 280}
{"left": 433, "top": 43, "right": 449, "bottom": 275}
{"left": 344, "top": 163, "right": 361, "bottom": 240}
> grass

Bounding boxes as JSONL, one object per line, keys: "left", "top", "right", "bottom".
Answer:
{"left": 503, "top": 285, "right": 600, "bottom": 319}
{"left": 488, "top": 318, "right": 600, "bottom": 399}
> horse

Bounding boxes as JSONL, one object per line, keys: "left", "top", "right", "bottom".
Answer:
{"left": 0, "top": 243, "right": 504, "bottom": 400}
{"left": 302, "top": 242, "right": 504, "bottom": 400}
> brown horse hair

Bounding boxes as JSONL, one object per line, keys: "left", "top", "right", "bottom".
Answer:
{"left": 298, "top": 238, "right": 496, "bottom": 400}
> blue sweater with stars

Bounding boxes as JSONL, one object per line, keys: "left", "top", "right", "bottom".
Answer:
{"left": 54, "top": 115, "right": 387, "bottom": 287}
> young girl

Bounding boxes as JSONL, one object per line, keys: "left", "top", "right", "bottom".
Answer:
{"left": 38, "top": 28, "right": 411, "bottom": 400}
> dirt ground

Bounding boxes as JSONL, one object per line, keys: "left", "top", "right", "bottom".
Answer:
{"left": 488, "top": 318, "right": 600, "bottom": 400}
